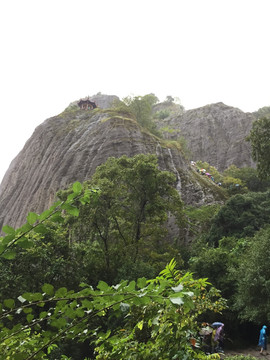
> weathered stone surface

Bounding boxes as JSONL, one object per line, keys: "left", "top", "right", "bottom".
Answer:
{"left": 68, "top": 93, "right": 119, "bottom": 110}
{"left": 159, "top": 102, "right": 256, "bottom": 171}
{"left": 0, "top": 100, "right": 225, "bottom": 232}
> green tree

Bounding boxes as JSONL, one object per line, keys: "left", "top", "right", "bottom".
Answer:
{"left": 247, "top": 117, "right": 270, "bottom": 180}
{"left": 233, "top": 226, "right": 270, "bottom": 323}
{"left": 0, "top": 181, "right": 226, "bottom": 359}
{"left": 254, "top": 106, "right": 270, "bottom": 120}
{"left": 121, "top": 94, "right": 160, "bottom": 136}
{"left": 0, "top": 224, "right": 99, "bottom": 304}
{"left": 62, "top": 154, "right": 185, "bottom": 283}
{"left": 190, "top": 236, "right": 248, "bottom": 301}
{"left": 223, "top": 165, "right": 270, "bottom": 192}
{"left": 207, "top": 191, "right": 270, "bottom": 246}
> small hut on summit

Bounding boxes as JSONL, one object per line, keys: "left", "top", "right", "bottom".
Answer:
{"left": 78, "top": 98, "right": 97, "bottom": 110}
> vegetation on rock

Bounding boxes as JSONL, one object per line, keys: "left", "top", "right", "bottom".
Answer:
{"left": 247, "top": 117, "right": 270, "bottom": 180}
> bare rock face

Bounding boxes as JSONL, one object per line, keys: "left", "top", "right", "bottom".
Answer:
{"left": 67, "top": 93, "right": 119, "bottom": 110}
{"left": 0, "top": 101, "right": 225, "bottom": 231}
{"left": 160, "top": 102, "right": 256, "bottom": 171}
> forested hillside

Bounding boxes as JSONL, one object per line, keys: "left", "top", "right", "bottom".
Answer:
{"left": 0, "top": 94, "right": 269, "bottom": 359}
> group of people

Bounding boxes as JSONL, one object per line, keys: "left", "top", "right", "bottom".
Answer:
{"left": 199, "top": 322, "right": 225, "bottom": 354}
{"left": 198, "top": 323, "right": 268, "bottom": 356}
{"left": 190, "top": 161, "right": 222, "bottom": 186}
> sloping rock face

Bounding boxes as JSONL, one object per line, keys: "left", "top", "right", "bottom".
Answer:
{"left": 0, "top": 103, "right": 224, "bottom": 231}
{"left": 159, "top": 102, "right": 256, "bottom": 171}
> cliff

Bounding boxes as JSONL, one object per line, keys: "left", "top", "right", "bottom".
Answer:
{"left": 158, "top": 102, "right": 256, "bottom": 171}
{"left": 0, "top": 96, "right": 225, "bottom": 231}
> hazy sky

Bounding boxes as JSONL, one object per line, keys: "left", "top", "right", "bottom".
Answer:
{"left": 0, "top": 0, "right": 269, "bottom": 183}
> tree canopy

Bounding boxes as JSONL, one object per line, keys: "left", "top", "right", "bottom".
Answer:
{"left": 206, "top": 191, "right": 270, "bottom": 246}
{"left": 115, "top": 94, "right": 161, "bottom": 136}
{"left": 59, "top": 154, "right": 185, "bottom": 284}
{"left": 247, "top": 117, "right": 270, "bottom": 180}
{"left": 0, "top": 180, "right": 225, "bottom": 359}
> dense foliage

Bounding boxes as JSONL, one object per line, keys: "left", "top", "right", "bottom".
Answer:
{"left": 0, "top": 190, "right": 226, "bottom": 359}
{"left": 0, "top": 154, "right": 226, "bottom": 359}
{"left": 247, "top": 117, "right": 270, "bottom": 180}
{"left": 205, "top": 191, "right": 270, "bottom": 246}
{"left": 113, "top": 94, "right": 161, "bottom": 136}
{"left": 57, "top": 154, "right": 185, "bottom": 285}
{"left": 1, "top": 96, "right": 270, "bottom": 358}
{"left": 190, "top": 190, "right": 270, "bottom": 331}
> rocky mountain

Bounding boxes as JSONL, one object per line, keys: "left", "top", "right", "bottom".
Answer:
{"left": 156, "top": 102, "right": 256, "bottom": 171}
{"left": 0, "top": 94, "right": 256, "bottom": 232}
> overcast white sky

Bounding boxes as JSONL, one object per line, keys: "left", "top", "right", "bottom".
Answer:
{"left": 0, "top": 0, "right": 269, "bottom": 183}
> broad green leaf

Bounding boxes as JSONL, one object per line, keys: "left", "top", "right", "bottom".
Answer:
{"left": 51, "top": 317, "right": 67, "bottom": 329}
{"left": 2, "top": 225, "right": 15, "bottom": 235}
{"left": 81, "top": 299, "right": 93, "bottom": 309}
{"left": 27, "top": 212, "right": 39, "bottom": 225}
{"left": 79, "top": 196, "right": 89, "bottom": 205}
{"left": 0, "top": 243, "right": 6, "bottom": 254}
{"left": 17, "top": 237, "right": 33, "bottom": 249}
{"left": 67, "top": 192, "right": 77, "bottom": 202}
{"left": 37, "top": 302, "right": 45, "bottom": 307}
{"left": 4, "top": 299, "right": 15, "bottom": 309}
{"left": 31, "top": 292, "right": 43, "bottom": 301}
{"left": 75, "top": 308, "right": 85, "bottom": 318}
{"left": 39, "top": 311, "right": 48, "bottom": 319}
{"left": 97, "top": 280, "right": 110, "bottom": 292}
{"left": 72, "top": 181, "right": 82, "bottom": 194}
{"left": 137, "top": 277, "right": 147, "bottom": 289}
{"left": 132, "top": 296, "right": 148, "bottom": 306}
{"left": 50, "top": 212, "right": 64, "bottom": 223}
{"left": 42, "top": 283, "right": 54, "bottom": 296}
{"left": 39, "top": 209, "right": 53, "bottom": 221}
{"left": 1, "top": 250, "right": 16, "bottom": 260}
{"left": 79, "top": 282, "right": 92, "bottom": 288}
{"left": 55, "top": 287, "right": 68, "bottom": 297}
{"left": 61, "top": 203, "right": 79, "bottom": 217}
{"left": 170, "top": 297, "right": 184, "bottom": 306}
{"left": 22, "top": 292, "right": 32, "bottom": 301}
{"left": 2, "top": 234, "right": 15, "bottom": 245}
{"left": 17, "top": 222, "right": 32, "bottom": 233}
{"left": 65, "top": 307, "right": 77, "bottom": 319}
{"left": 23, "top": 307, "right": 33, "bottom": 314}
{"left": 26, "top": 314, "right": 34, "bottom": 323}
{"left": 126, "top": 280, "right": 136, "bottom": 291}
{"left": 33, "top": 223, "right": 48, "bottom": 234}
